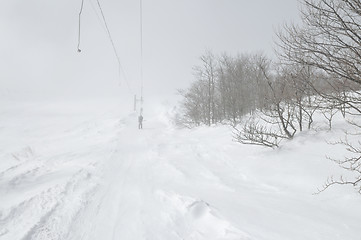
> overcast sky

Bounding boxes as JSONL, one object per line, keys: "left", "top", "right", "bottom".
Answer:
{"left": 0, "top": 0, "right": 300, "bottom": 103}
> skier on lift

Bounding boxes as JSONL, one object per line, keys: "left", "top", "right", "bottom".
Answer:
{"left": 138, "top": 114, "right": 143, "bottom": 129}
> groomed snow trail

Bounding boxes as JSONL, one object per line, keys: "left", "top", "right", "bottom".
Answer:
{"left": 67, "top": 113, "right": 251, "bottom": 240}
{"left": 1, "top": 102, "right": 361, "bottom": 240}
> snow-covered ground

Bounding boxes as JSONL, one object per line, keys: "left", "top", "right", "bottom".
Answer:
{"left": 1, "top": 99, "right": 361, "bottom": 240}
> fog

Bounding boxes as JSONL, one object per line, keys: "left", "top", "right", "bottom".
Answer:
{"left": 0, "top": 0, "right": 300, "bottom": 103}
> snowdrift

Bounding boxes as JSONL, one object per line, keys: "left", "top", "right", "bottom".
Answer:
{"left": 0, "top": 100, "right": 360, "bottom": 240}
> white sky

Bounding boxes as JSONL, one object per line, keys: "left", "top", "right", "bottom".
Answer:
{"left": 0, "top": 0, "right": 300, "bottom": 102}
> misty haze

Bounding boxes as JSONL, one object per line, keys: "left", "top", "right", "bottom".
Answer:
{"left": 1, "top": 0, "right": 361, "bottom": 239}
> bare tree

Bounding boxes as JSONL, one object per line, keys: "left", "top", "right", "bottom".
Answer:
{"left": 277, "top": 0, "right": 361, "bottom": 86}
{"left": 177, "top": 81, "right": 208, "bottom": 127}
{"left": 195, "top": 51, "right": 218, "bottom": 126}
{"left": 277, "top": 0, "right": 361, "bottom": 193}
{"left": 179, "top": 51, "right": 272, "bottom": 126}
{"left": 233, "top": 116, "right": 283, "bottom": 148}
{"left": 277, "top": 0, "right": 361, "bottom": 117}
{"left": 233, "top": 62, "right": 300, "bottom": 148}
{"left": 317, "top": 133, "right": 361, "bottom": 194}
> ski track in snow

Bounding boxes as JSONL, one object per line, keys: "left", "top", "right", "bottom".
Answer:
{"left": 1, "top": 103, "right": 361, "bottom": 240}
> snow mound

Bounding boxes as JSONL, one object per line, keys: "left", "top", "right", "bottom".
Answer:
{"left": 157, "top": 190, "right": 252, "bottom": 240}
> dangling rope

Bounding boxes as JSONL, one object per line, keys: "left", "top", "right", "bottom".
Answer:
{"left": 77, "top": 0, "right": 85, "bottom": 52}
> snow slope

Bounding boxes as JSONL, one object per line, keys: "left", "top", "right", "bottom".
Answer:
{"left": 0, "top": 100, "right": 361, "bottom": 240}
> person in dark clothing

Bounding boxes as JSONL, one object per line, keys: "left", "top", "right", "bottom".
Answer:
{"left": 138, "top": 115, "right": 143, "bottom": 129}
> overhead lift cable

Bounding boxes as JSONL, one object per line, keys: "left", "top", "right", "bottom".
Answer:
{"left": 77, "top": 0, "right": 85, "bottom": 52}
{"left": 77, "top": 0, "right": 134, "bottom": 94}
{"left": 139, "top": 0, "right": 144, "bottom": 113}
{"left": 95, "top": 0, "right": 132, "bottom": 90}
{"left": 89, "top": 0, "right": 108, "bottom": 34}
{"left": 134, "top": 0, "right": 145, "bottom": 114}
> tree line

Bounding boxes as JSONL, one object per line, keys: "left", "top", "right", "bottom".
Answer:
{"left": 177, "top": 0, "right": 361, "bottom": 193}
{"left": 177, "top": 52, "right": 271, "bottom": 126}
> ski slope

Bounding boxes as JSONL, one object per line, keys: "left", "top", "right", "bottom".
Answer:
{"left": 0, "top": 100, "right": 361, "bottom": 240}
